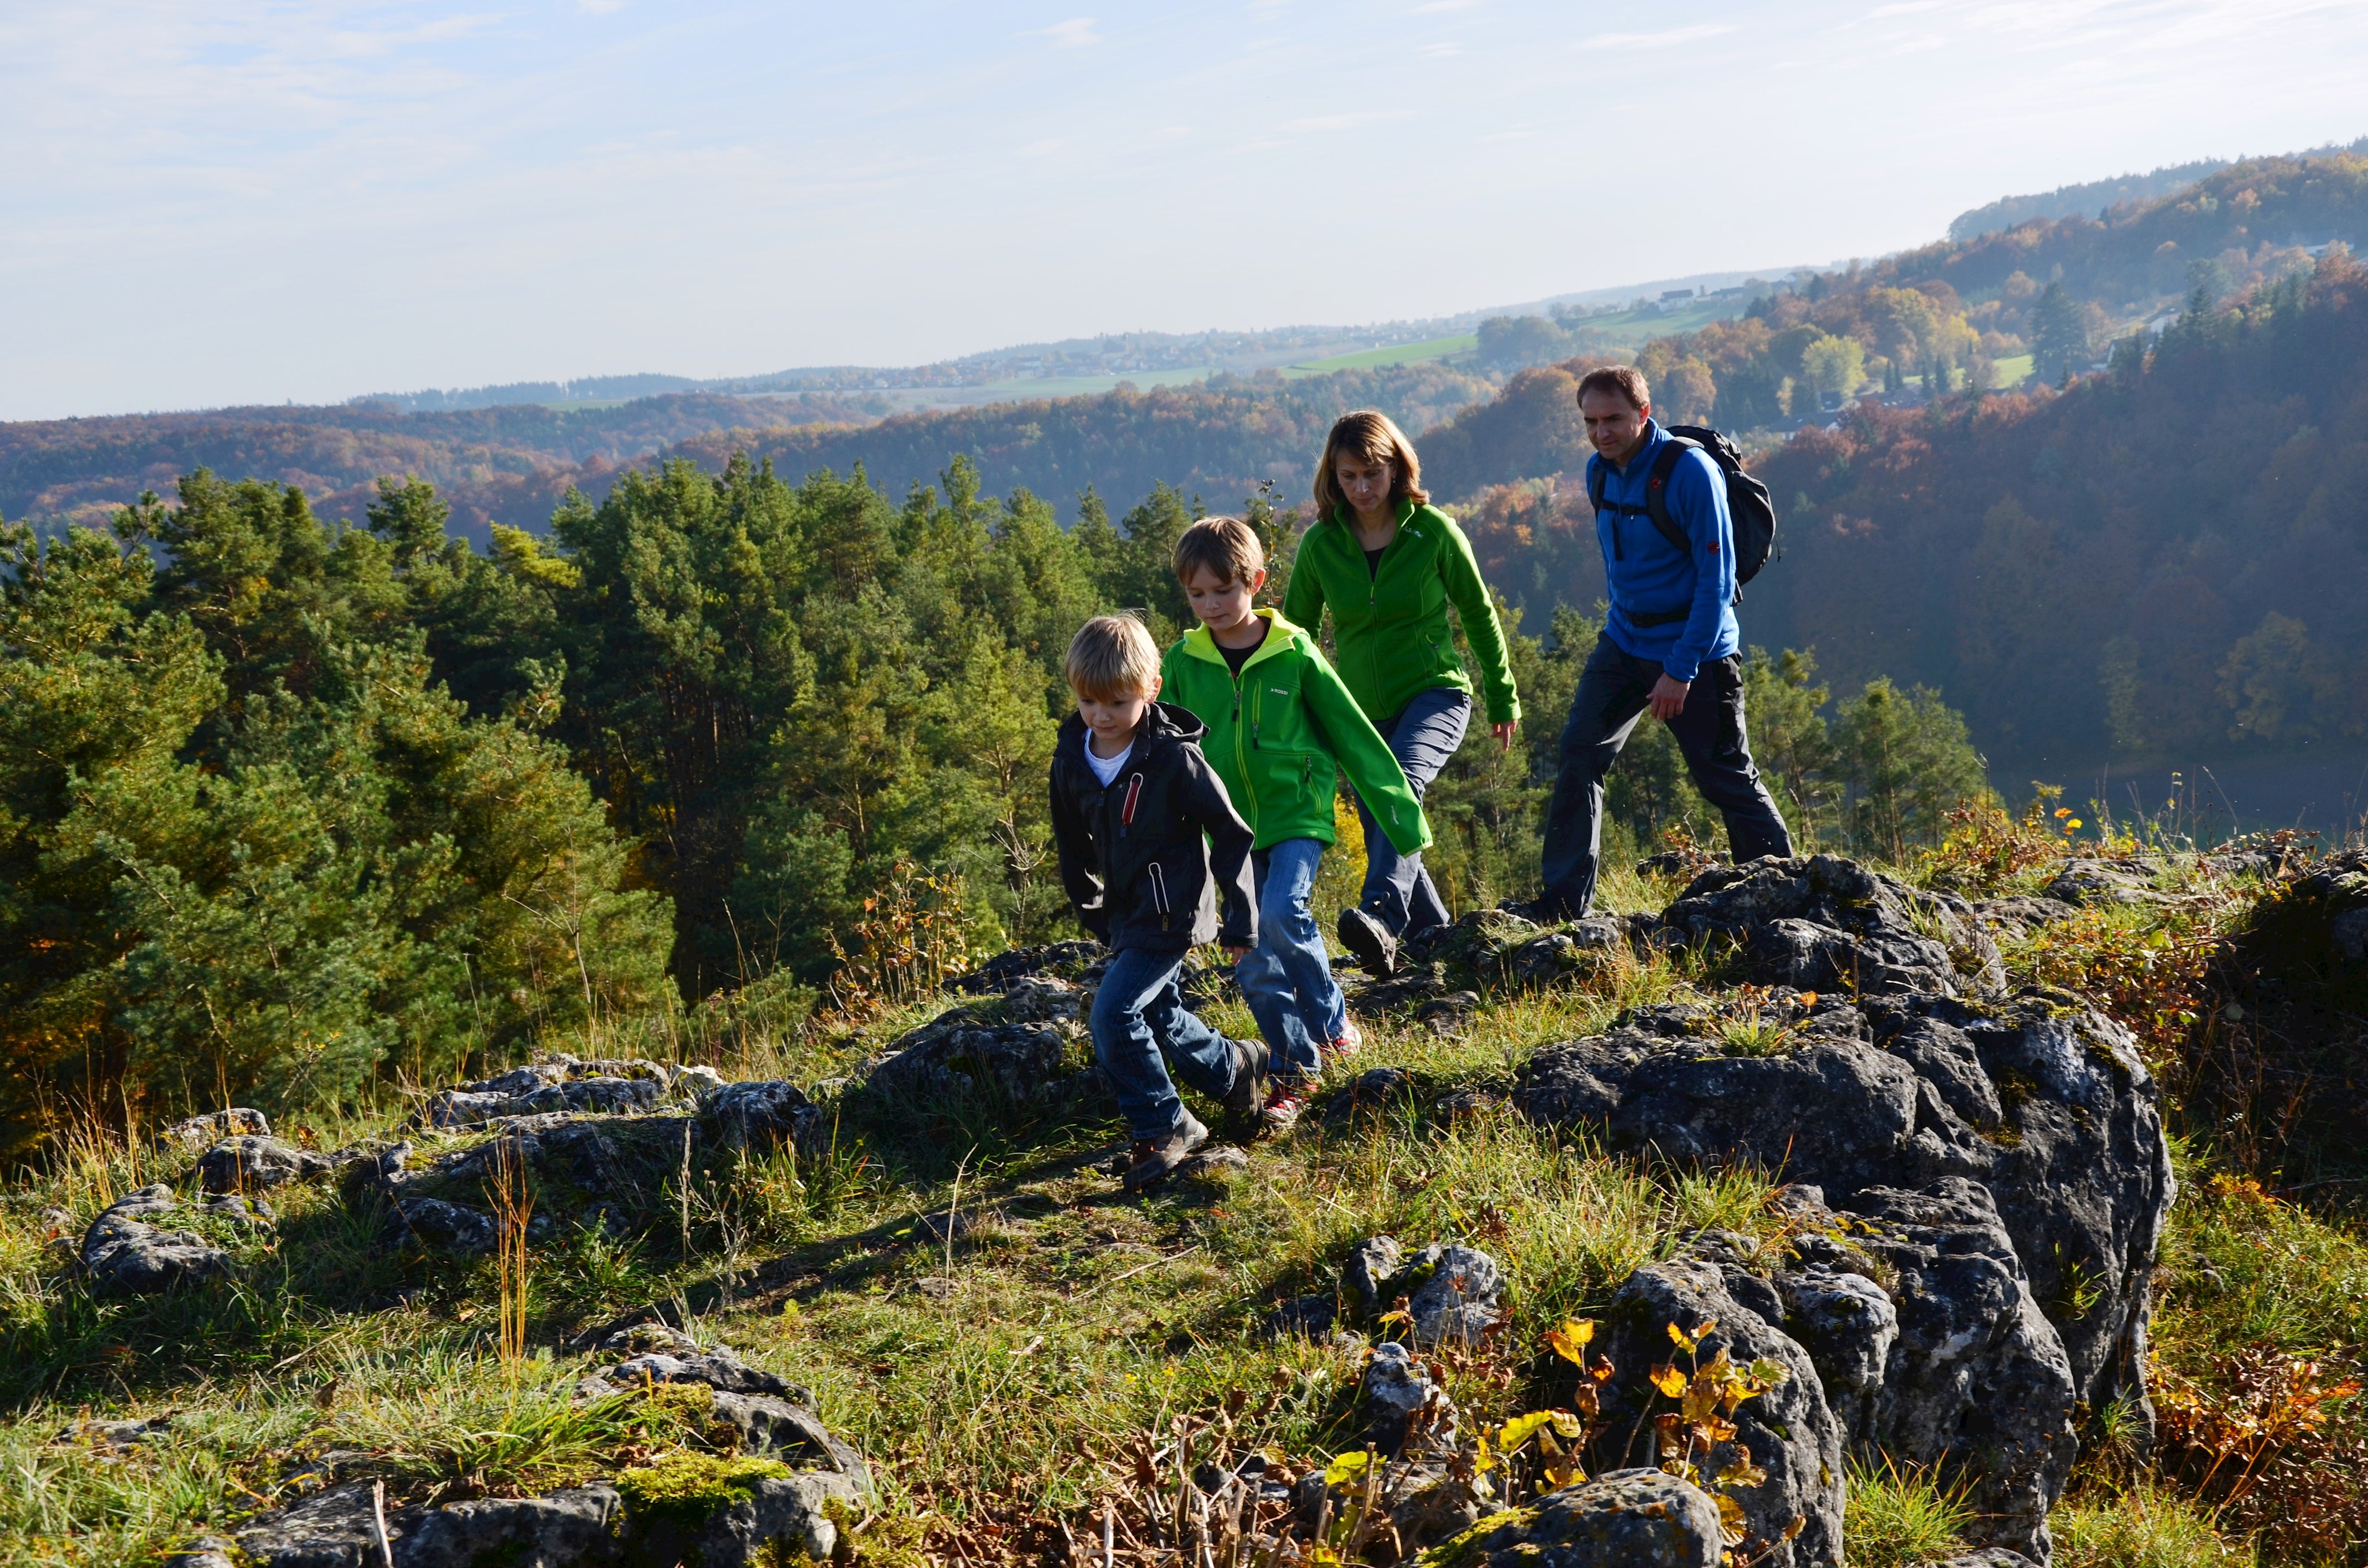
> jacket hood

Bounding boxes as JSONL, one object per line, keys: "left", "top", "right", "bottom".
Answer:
{"left": 1176, "top": 609, "right": 1309, "bottom": 665}
{"left": 1057, "top": 699, "right": 1205, "bottom": 757}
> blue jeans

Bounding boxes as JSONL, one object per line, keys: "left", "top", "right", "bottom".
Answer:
{"left": 1234, "top": 839, "right": 1344, "bottom": 1081}
{"left": 1090, "top": 946, "right": 1243, "bottom": 1139}
{"left": 1353, "top": 686, "right": 1472, "bottom": 936}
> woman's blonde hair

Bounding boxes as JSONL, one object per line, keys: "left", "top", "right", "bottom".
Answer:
{"left": 1065, "top": 614, "right": 1162, "bottom": 702}
{"left": 1313, "top": 410, "right": 1428, "bottom": 518}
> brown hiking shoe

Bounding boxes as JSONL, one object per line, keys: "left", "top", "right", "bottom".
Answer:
{"left": 1123, "top": 1109, "right": 1209, "bottom": 1190}
{"left": 1222, "top": 1038, "right": 1269, "bottom": 1121}
{"left": 1337, "top": 907, "right": 1397, "bottom": 978}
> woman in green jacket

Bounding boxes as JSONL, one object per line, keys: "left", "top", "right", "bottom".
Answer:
{"left": 1282, "top": 410, "right": 1520, "bottom": 976}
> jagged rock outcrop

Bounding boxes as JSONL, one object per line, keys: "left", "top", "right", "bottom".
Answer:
{"left": 1594, "top": 1258, "right": 1842, "bottom": 1568}
{"left": 864, "top": 992, "right": 1097, "bottom": 1109}
{"left": 162, "top": 1107, "right": 271, "bottom": 1147}
{"left": 415, "top": 1057, "right": 716, "bottom": 1130}
{"left": 1501, "top": 855, "right": 2173, "bottom": 1566}
{"left": 195, "top": 1135, "right": 332, "bottom": 1194}
{"left": 227, "top": 1329, "right": 868, "bottom": 1567}
{"left": 1515, "top": 989, "right": 2169, "bottom": 1428}
{"left": 81, "top": 1187, "right": 232, "bottom": 1295}
{"left": 699, "top": 1080, "right": 824, "bottom": 1156}
{"left": 2044, "top": 857, "right": 2169, "bottom": 907}
{"left": 390, "top": 1196, "right": 498, "bottom": 1255}
{"left": 1660, "top": 855, "right": 2005, "bottom": 996}
{"left": 1431, "top": 1469, "right": 1723, "bottom": 1568}
{"left": 233, "top": 1477, "right": 626, "bottom": 1568}
{"left": 1363, "top": 1341, "right": 1452, "bottom": 1455}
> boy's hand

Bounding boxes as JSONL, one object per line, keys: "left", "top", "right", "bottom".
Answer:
{"left": 1222, "top": 944, "right": 1251, "bottom": 961}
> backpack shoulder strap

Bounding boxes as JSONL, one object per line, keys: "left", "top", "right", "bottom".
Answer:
{"left": 1642, "top": 437, "right": 1696, "bottom": 557}
{"left": 1586, "top": 455, "right": 1608, "bottom": 514}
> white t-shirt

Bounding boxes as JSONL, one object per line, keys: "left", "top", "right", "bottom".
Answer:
{"left": 1083, "top": 739, "right": 1133, "bottom": 788}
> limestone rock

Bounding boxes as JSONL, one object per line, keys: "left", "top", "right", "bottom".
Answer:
{"left": 1401, "top": 1244, "right": 1504, "bottom": 1348}
{"left": 865, "top": 1004, "right": 1093, "bottom": 1109}
{"left": 81, "top": 1187, "right": 231, "bottom": 1296}
{"left": 1437, "top": 1469, "right": 1723, "bottom": 1568}
{"left": 945, "top": 939, "right": 1104, "bottom": 994}
{"left": 162, "top": 1108, "right": 269, "bottom": 1147}
{"left": 1515, "top": 983, "right": 2173, "bottom": 1429}
{"left": 1324, "top": 1067, "right": 1416, "bottom": 1126}
{"left": 1343, "top": 1235, "right": 1404, "bottom": 1318}
{"left": 196, "top": 1135, "right": 332, "bottom": 1194}
{"left": 635, "top": 1471, "right": 865, "bottom": 1568}
{"left": 54, "top": 1414, "right": 173, "bottom": 1451}
{"left": 391, "top": 1196, "right": 497, "bottom": 1255}
{"left": 1660, "top": 854, "right": 2004, "bottom": 997}
{"left": 1362, "top": 1341, "right": 1451, "bottom": 1455}
{"left": 1597, "top": 1258, "right": 1842, "bottom": 1568}
{"left": 1919, "top": 1554, "right": 2038, "bottom": 1568}
{"left": 700, "top": 1079, "right": 822, "bottom": 1155}
{"left": 1841, "top": 1181, "right": 2078, "bottom": 1561}
{"left": 2044, "top": 857, "right": 2168, "bottom": 907}
{"left": 233, "top": 1477, "right": 626, "bottom": 1568}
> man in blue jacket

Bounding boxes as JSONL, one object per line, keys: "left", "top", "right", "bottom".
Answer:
{"left": 1536, "top": 365, "right": 1793, "bottom": 916}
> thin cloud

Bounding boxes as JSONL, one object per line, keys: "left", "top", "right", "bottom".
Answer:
{"left": 1031, "top": 17, "right": 1100, "bottom": 48}
{"left": 578, "top": 0, "right": 626, "bottom": 14}
{"left": 1589, "top": 23, "right": 1737, "bottom": 49}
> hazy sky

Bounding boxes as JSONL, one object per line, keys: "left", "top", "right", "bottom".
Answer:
{"left": 5, "top": 0, "right": 2365, "bottom": 418}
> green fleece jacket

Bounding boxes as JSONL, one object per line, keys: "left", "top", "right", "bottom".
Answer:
{"left": 1160, "top": 610, "right": 1432, "bottom": 857}
{"left": 1281, "top": 499, "right": 1522, "bottom": 728}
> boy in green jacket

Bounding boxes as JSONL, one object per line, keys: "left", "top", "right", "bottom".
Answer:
{"left": 1161, "top": 517, "right": 1433, "bottom": 1131}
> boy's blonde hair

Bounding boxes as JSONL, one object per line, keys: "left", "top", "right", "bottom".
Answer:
{"left": 1065, "top": 614, "right": 1162, "bottom": 702}
{"left": 1172, "top": 516, "right": 1265, "bottom": 587}
{"left": 1313, "top": 409, "right": 1429, "bottom": 518}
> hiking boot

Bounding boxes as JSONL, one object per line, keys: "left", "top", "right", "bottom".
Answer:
{"left": 1337, "top": 906, "right": 1397, "bottom": 978}
{"left": 1260, "top": 1080, "right": 1314, "bottom": 1135}
{"left": 1124, "top": 1110, "right": 1209, "bottom": 1190}
{"left": 1222, "top": 1037, "right": 1269, "bottom": 1121}
{"left": 1325, "top": 1016, "right": 1364, "bottom": 1064}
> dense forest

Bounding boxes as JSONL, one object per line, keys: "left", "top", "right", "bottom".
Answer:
{"left": 1, "top": 428, "right": 1993, "bottom": 1146}
{"left": 1437, "top": 247, "right": 2368, "bottom": 773}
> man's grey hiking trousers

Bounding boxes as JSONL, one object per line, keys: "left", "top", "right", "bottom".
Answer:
{"left": 1538, "top": 632, "right": 1793, "bottom": 917}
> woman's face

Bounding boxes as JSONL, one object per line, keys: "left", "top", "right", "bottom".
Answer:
{"left": 1334, "top": 451, "right": 1395, "bottom": 519}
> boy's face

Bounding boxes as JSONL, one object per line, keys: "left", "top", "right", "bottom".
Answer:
{"left": 1183, "top": 566, "right": 1263, "bottom": 635}
{"left": 1076, "top": 676, "right": 1159, "bottom": 755}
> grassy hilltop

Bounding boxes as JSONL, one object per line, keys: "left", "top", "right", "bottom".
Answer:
{"left": 8, "top": 817, "right": 2368, "bottom": 1567}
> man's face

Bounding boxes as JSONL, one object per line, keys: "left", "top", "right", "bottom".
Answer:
{"left": 1183, "top": 566, "right": 1263, "bottom": 636}
{"left": 1076, "top": 679, "right": 1157, "bottom": 755}
{"left": 1333, "top": 451, "right": 1395, "bottom": 518}
{"left": 1580, "top": 389, "right": 1651, "bottom": 464}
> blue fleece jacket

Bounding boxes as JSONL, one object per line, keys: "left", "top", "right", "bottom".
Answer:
{"left": 1588, "top": 418, "right": 1739, "bottom": 684}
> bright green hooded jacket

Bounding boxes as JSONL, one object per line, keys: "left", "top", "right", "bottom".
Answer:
{"left": 1160, "top": 610, "right": 1433, "bottom": 857}
{"left": 1282, "top": 500, "right": 1522, "bottom": 728}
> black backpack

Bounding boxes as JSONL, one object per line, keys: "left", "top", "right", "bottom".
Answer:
{"left": 1587, "top": 425, "right": 1777, "bottom": 618}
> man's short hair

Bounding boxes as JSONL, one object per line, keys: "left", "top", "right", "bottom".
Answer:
{"left": 1173, "top": 516, "right": 1265, "bottom": 587}
{"left": 1314, "top": 409, "right": 1430, "bottom": 517}
{"left": 1576, "top": 365, "right": 1652, "bottom": 410}
{"left": 1065, "top": 614, "right": 1162, "bottom": 702}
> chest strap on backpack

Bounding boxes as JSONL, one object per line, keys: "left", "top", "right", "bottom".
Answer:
{"left": 1589, "top": 437, "right": 1740, "bottom": 610}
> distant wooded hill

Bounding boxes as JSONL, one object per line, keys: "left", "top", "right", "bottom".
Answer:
{"left": 1948, "top": 136, "right": 2367, "bottom": 242}
{"left": 0, "top": 394, "right": 867, "bottom": 538}
{"left": 1445, "top": 249, "right": 2368, "bottom": 772}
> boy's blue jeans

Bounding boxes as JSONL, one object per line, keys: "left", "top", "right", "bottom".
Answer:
{"left": 1091, "top": 946, "right": 1243, "bottom": 1140}
{"left": 1235, "top": 839, "right": 1345, "bottom": 1081}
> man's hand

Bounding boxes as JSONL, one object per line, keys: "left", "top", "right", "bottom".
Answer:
{"left": 1222, "top": 944, "right": 1252, "bottom": 961}
{"left": 1491, "top": 719, "right": 1516, "bottom": 754}
{"left": 1648, "top": 674, "right": 1690, "bottom": 722}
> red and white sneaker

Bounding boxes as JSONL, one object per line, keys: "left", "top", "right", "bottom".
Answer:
{"left": 1325, "top": 1017, "right": 1364, "bottom": 1063}
{"left": 1260, "top": 1080, "right": 1314, "bottom": 1135}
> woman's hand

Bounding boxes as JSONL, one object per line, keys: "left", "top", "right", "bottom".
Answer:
{"left": 1492, "top": 719, "right": 1516, "bottom": 754}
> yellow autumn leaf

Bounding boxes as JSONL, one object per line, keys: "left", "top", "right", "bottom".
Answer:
{"left": 1650, "top": 1363, "right": 1689, "bottom": 1398}
{"left": 1715, "top": 1492, "right": 1747, "bottom": 1547}
{"left": 1499, "top": 1411, "right": 1560, "bottom": 1451}
{"left": 1545, "top": 1318, "right": 1596, "bottom": 1363}
{"left": 1667, "top": 1321, "right": 1696, "bottom": 1353}
{"left": 1322, "top": 1451, "right": 1371, "bottom": 1486}
{"left": 1716, "top": 1458, "right": 1769, "bottom": 1488}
